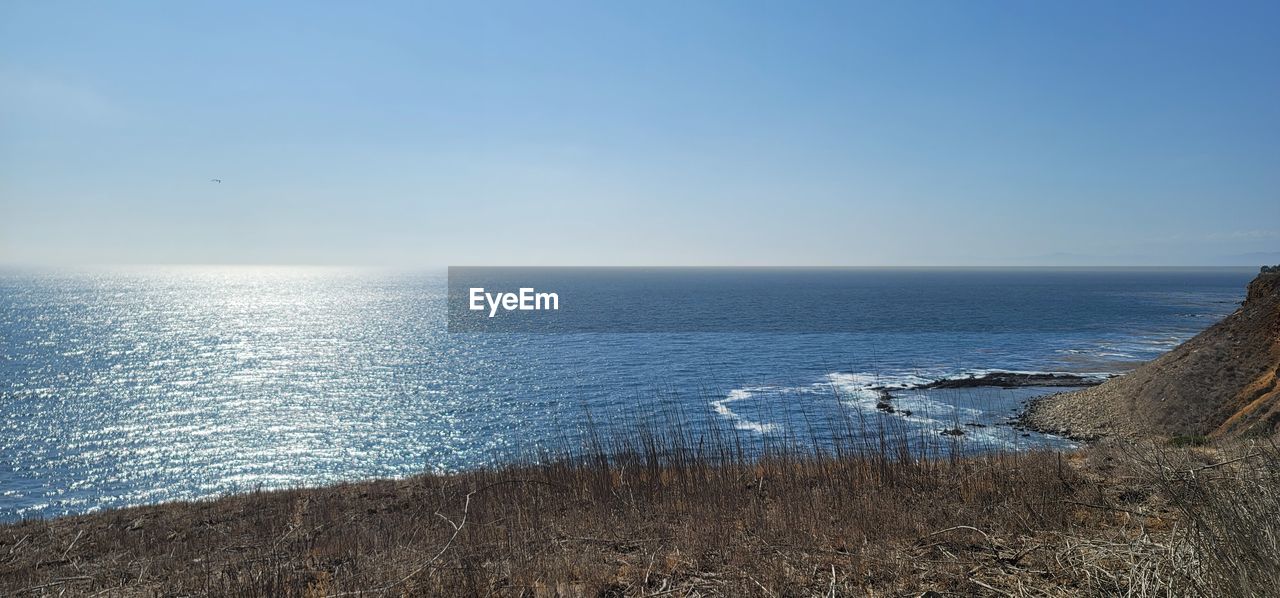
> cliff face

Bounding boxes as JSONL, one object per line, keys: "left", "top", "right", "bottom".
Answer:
{"left": 1026, "top": 270, "right": 1280, "bottom": 439}
{"left": 1214, "top": 273, "right": 1280, "bottom": 436}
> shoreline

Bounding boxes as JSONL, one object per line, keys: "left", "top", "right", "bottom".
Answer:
{"left": 871, "top": 370, "right": 1112, "bottom": 439}
{"left": 1015, "top": 389, "right": 1108, "bottom": 442}
{"left": 1021, "top": 269, "right": 1280, "bottom": 442}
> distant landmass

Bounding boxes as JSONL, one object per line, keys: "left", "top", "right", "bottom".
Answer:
{"left": 1004, "top": 251, "right": 1280, "bottom": 267}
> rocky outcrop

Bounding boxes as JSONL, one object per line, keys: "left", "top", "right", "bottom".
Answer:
{"left": 920, "top": 372, "right": 1103, "bottom": 389}
{"left": 1024, "top": 269, "right": 1280, "bottom": 440}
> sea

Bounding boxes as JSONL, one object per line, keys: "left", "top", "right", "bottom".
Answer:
{"left": 0, "top": 267, "right": 1254, "bottom": 521}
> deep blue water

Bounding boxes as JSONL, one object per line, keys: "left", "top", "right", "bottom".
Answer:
{"left": 0, "top": 267, "right": 1253, "bottom": 520}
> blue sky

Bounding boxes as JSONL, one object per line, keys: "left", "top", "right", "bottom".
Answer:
{"left": 2, "top": 1, "right": 1277, "bottom": 266}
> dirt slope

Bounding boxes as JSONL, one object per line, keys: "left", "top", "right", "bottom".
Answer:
{"left": 1026, "top": 270, "right": 1280, "bottom": 439}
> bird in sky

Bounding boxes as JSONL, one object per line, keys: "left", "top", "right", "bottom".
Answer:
{"left": 210, "top": 178, "right": 222, "bottom": 183}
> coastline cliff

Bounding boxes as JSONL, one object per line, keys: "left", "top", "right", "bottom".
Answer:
{"left": 1025, "top": 268, "right": 1280, "bottom": 440}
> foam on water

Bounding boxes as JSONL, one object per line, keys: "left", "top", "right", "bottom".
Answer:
{"left": 713, "top": 369, "right": 1090, "bottom": 452}
{"left": 709, "top": 389, "right": 782, "bottom": 434}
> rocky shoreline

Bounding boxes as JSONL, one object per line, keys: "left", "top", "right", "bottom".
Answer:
{"left": 1022, "top": 268, "right": 1280, "bottom": 442}
{"left": 916, "top": 371, "right": 1107, "bottom": 389}
{"left": 1014, "top": 390, "right": 1108, "bottom": 441}
{"left": 869, "top": 370, "right": 1109, "bottom": 437}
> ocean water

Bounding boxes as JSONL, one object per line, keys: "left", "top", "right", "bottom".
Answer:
{"left": 0, "top": 267, "right": 1252, "bottom": 521}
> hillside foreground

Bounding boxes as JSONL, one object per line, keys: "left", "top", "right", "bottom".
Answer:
{"left": 3, "top": 437, "right": 1278, "bottom": 597}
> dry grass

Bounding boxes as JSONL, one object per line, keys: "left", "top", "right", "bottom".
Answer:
{"left": 2, "top": 414, "right": 1277, "bottom": 596}
{"left": 1139, "top": 439, "right": 1280, "bottom": 596}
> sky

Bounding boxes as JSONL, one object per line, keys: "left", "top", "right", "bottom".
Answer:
{"left": 1, "top": 1, "right": 1278, "bottom": 267}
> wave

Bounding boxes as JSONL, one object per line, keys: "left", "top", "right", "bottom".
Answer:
{"left": 716, "top": 369, "right": 1085, "bottom": 452}
{"left": 1055, "top": 334, "right": 1194, "bottom": 365}
{"left": 709, "top": 389, "right": 782, "bottom": 434}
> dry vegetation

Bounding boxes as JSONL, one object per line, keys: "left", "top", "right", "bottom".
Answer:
{"left": 1140, "top": 439, "right": 1280, "bottom": 596}
{"left": 3, "top": 412, "right": 1278, "bottom": 597}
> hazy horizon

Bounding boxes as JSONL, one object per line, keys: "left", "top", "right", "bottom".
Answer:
{"left": 0, "top": 264, "right": 1267, "bottom": 272}
{"left": 3, "top": 1, "right": 1278, "bottom": 267}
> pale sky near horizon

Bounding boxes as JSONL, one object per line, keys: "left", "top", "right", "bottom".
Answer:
{"left": 2, "top": 1, "right": 1278, "bottom": 267}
